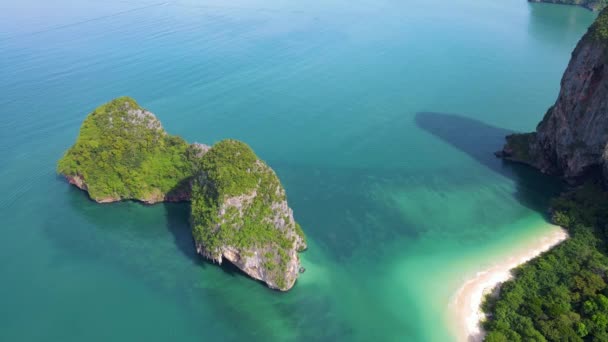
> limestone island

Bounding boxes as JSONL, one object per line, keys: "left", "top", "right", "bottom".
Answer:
{"left": 57, "top": 96, "right": 204, "bottom": 204}
{"left": 58, "top": 97, "right": 306, "bottom": 291}
{"left": 191, "top": 140, "right": 306, "bottom": 290}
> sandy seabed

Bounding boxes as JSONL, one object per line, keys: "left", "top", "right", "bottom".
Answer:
{"left": 449, "top": 226, "right": 568, "bottom": 342}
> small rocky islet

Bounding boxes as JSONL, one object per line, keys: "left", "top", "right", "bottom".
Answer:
{"left": 57, "top": 97, "right": 306, "bottom": 291}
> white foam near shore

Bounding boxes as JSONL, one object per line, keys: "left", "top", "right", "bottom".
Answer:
{"left": 449, "top": 226, "right": 568, "bottom": 342}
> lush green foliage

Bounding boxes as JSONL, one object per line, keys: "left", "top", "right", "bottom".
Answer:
{"left": 505, "top": 133, "right": 536, "bottom": 163}
{"left": 192, "top": 138, "right": 259, "bottom": 201}
{"left": 590, "top": 7, "right": 608, "bottom": 42}
{"left": 484, "top": 10, "right": 608, "bottom": 336}
{"left": 190, "top": 140, "right": 303, "bottom": 288}
{"left": 57, "top": 97, "right": 195, "bottom": 201}
{"left": 60, "top": 99, "right": 306, "bottom": 288}
{"left": 483, "top": 182, "right": 608, "bottom": 341}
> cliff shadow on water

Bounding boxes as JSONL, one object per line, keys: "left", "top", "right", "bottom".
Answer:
{"left": 47, "top": 181, "right": 257, "bottom": 288}
{"left": 415, "top": 112, "right": 563, "bottom": 218}
{"left": 163, "top": 202, "right": 200, "bottom": 265}
{"left": 162, "top": 202, "right": 253, "bottom": 279}
{"left": 52, "top": 175, "right": 294, "bottom": 291}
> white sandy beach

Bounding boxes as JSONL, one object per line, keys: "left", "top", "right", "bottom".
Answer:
{"left": 449, "top": 226, "right": 568, "bottom": 342}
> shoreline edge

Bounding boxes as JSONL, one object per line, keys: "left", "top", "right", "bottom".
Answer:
{"left": 449, "top": 226, "right": 569, "bottom": 342}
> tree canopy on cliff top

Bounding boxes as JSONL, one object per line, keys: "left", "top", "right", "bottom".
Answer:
{"left": 590, "top": 7, "right": 608, "bottom": 42}
{"left": 57, "top": 97, "right": 194, "bottom": 201}
{"left": 190, "top": 140, "right": 305, "bottom": 289}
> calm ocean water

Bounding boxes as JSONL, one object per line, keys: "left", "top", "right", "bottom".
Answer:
{"left": 0, "top": 0, "right": 596, "bottom": 340}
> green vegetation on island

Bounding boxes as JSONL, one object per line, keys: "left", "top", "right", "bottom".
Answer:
{"left": 191, "top": 140, "right": 306, "bottom": 290}
{"left": 590, "top": 6, "right": 608, "bottom": 41}
{"left": 503, "top": 133, "right": 537, "bottom": 164}
{"left": 58, "top": 99, "right": 307, "bottom": 290}
{"left": 483, "top": 183, "right": 608, "bottom": 341}
{"left": 57, "top": 97, "right": 199, "bottom": 203}
{"left": 487, "top": 8, "right": 608, "bottom": 339}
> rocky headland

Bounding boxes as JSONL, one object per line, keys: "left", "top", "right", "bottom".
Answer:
{"left": 497, "top": 8, "right": 608, "bottom": 182}
{"left": 482, "top": 8, "right": 608, "bottom": 342}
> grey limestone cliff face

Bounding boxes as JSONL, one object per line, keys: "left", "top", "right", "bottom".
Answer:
{"left": 499, "top": 11, "right": 608, "bottom": 182}
{"left": 191, "top": 140, "right": 307, "bottom": 291}
{"left": 194, "top": 183, "right": 306, "bottom": 291}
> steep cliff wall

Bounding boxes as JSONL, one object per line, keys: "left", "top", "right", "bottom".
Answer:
{"left": 499, "top": 8, "right": 608, "bottom": 181}
{"left": 190, "top": 140, "right": 306, "bottom": 291}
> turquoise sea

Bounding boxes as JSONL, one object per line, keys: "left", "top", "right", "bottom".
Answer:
{"left": 0, "top": 0, "right": 597, "bottom": 340}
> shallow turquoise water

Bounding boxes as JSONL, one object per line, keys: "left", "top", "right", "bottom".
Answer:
{"left": 0, "top": 1, "right": 596, "bottom": 341}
